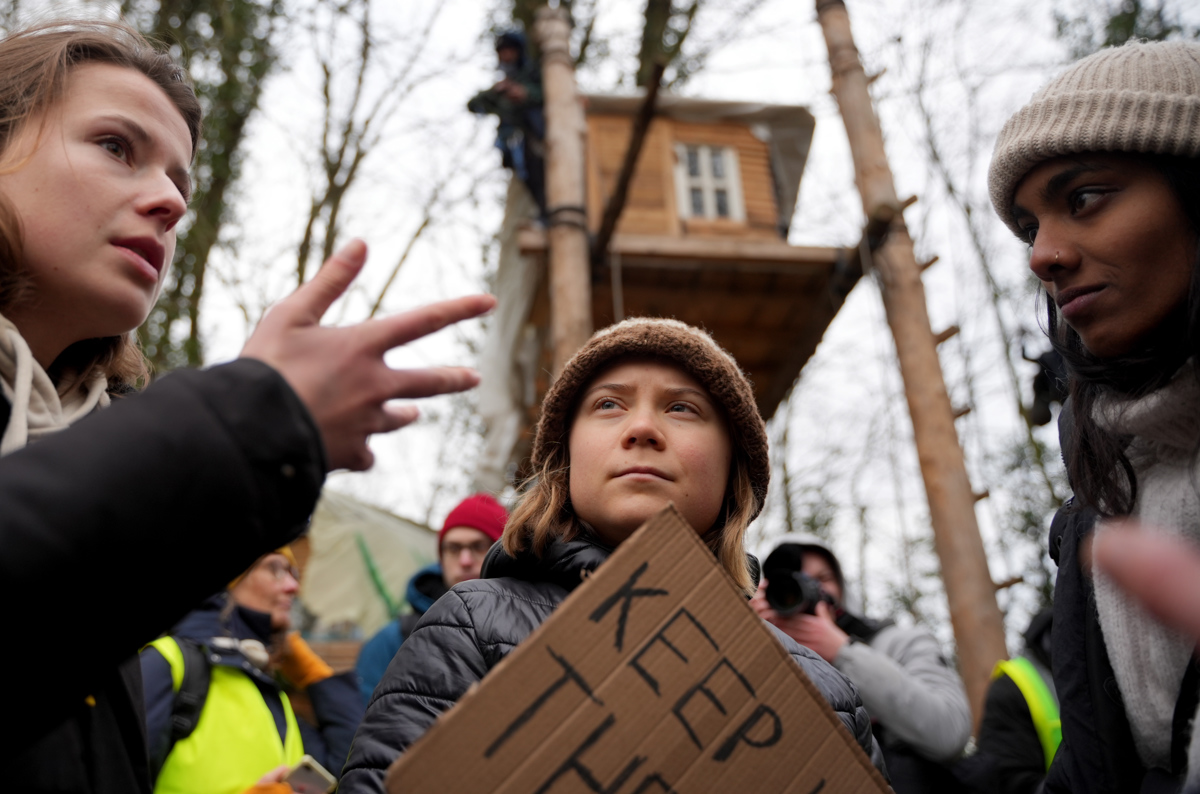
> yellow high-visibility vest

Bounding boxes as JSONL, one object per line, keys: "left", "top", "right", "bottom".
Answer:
{"left": 148, "top": 636, "right": 304, "bottom": 794}
{"left": 993, "top": 656, "right": 1062, "bottom": 771}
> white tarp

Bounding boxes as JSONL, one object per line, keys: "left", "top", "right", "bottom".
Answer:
{"left": 472, "top": 177, "right": 543, "bottom": 494}
{"left": 299, "top": 489, "right": 438, "bottom": 638}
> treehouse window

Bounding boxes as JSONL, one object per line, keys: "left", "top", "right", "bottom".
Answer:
{"left": 674, "top": 144, "right": 744, "bottom": 222}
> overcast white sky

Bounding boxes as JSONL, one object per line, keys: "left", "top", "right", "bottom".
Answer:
{"left": 23, "top": 0, "right": 1200, "bottom": 642}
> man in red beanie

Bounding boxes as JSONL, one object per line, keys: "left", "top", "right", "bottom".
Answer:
{"left": 355, "top": 493, "right": 507, "bottom": 703}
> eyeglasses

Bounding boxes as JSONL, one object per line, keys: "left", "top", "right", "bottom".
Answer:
{"left": 442, "top": 540, "right": 494, "bottom": 558}
{"left": 262, "top": 559, "right": 300, "bottom": 582}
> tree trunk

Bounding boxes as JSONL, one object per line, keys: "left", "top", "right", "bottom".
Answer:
{"left": 536, "top": 6, "right": 593, "bottom": 377}
{"left": 814, "top": 0, "right": 1007, "bottom": 728}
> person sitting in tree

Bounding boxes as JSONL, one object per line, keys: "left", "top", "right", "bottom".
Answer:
{"left": 468, "top": 30, "right": 546, "bottom": 216}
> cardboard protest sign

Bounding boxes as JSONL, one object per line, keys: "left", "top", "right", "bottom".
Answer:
{"left": 387, "top": 505, "right": 891, "bottom": 794}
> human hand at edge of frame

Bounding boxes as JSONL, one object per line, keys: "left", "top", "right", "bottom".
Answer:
{"left": 1092, "top": 520, "right": 1200, "bottom": 649}
{"left": 750, "top": 580, "right": 850, "bottom": 663}
{"left": 242, "top": 765, "right": 292, "bottom": 792}
{"left": 240, "top": 239, "right": 496, "bottom": 472}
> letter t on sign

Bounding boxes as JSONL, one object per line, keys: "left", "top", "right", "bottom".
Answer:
{"left": 485, "top": 647, "right": 604, "bottom": 759}
{"left": 589, "top": 561, "right": 669, "bottom": 651}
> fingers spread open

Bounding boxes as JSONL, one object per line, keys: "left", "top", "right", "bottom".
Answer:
{"left": 289, "top": 239, "right": 369, "bottom": 326}
{"left": 363, "top": 294, "right": 496, "bottom": 353}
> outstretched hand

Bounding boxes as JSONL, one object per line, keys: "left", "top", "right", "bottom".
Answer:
{"left": 1093, "top": 521, "right": 1200, "bottom": 648}
{"left": 240, "top": 239, "right": 496, "bottom": 471}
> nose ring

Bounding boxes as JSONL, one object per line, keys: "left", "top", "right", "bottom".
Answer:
{"left": 1055, "top": 251, "right": 1060, "bottom": 264}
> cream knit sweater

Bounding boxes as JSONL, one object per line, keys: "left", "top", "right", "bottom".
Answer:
{"left": 0, "top": 314, "right": 110, "bottom": 455}
{"left": 1093, "top": 360, "right": 1200, "bottom": 771}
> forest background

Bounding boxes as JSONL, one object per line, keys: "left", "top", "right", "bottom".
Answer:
{"left": 6, "top": 0, "right": 1199, "bottom": 651}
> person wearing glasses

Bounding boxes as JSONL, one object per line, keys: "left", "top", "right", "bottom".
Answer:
{"left": 140, "top": 548, "right": 364, "bottom": 793}
{"left": 355, "top": 493, "right": 508, "bottom": 704}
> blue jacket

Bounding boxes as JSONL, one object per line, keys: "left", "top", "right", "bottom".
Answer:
{"left": 355, "top": 563, "right": 448, "bottom": 704}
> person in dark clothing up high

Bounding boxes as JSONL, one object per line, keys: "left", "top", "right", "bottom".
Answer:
{"left": 468, "top": 30, "right": 546, "bottom": 215}
{"left": 355, "top": 493, "right": 507, "bottom": 703}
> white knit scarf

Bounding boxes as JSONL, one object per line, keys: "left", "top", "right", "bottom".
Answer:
{"left": 0, "top": 313, "right": 110, "bottom": 456}
{"left": 1093, "top": 359, "right": 1200, "bottom": 771}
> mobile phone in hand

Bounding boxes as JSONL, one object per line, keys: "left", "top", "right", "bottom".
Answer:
{"left": 284, "top": 755, "right": 337, "bottom": 794}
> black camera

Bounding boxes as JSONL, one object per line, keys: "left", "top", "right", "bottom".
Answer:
{"left": 762, "top": 545, "right": 837, "bottom": 616}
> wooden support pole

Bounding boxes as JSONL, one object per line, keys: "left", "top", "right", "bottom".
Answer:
{"left": 536, "top": 5, "right": 592, "bottom": 377}
{"left": 815, "top": 0, "right": 1007, "bottom": 728}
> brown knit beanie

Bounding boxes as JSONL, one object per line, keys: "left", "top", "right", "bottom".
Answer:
{"left": 531, "top": 318, "right": 770, "bottom": 519}
{"left": 989, "top": 39, "right": 1200, "bottom": 237}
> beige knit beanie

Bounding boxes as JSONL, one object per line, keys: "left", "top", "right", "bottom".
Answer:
{"left": 989, "top": 39, "right": 1200, "bottom": 237}
{"left": 531, "top": 318, "right": 770, "bottom": 519}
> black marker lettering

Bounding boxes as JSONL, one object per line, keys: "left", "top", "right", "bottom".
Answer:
{"left": 671, "top": 658, "right": 756, "bottom": 749}
{"left": 631, "top": 773, "right": 678, "bottom": 793}
{"left": 628, "top": 608, "right": 719, "bottom": 695}
{"left": 485, "top": 647, "right": 603, "bottom": 758}
{"left": 589, "top": 561, "right": 669, "bottom": 651}
{"left": 534, "top": 714, "right": 647, "bottom": 794}
{"left": 711, "top": 703, "right": 783, "bottom": 761}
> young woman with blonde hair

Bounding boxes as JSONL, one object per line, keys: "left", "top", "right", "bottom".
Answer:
{"left": 341, "top": 318, "right": 884, "bottom": 792}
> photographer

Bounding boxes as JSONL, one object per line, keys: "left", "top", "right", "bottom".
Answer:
{"left": 752, "top": 537, "right": 971, "bottom": 793}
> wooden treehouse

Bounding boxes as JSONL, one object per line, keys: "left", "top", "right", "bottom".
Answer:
{"left": 473, "top": 92, "right": 864, "bottom": 492}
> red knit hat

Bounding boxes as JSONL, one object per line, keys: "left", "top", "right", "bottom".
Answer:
{"left": 439, "top": 493, "right": 508, "bottom": 552}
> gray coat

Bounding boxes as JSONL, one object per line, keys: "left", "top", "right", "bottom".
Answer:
{"left": 833, "top": 623, "right": 972, "bottom": 761}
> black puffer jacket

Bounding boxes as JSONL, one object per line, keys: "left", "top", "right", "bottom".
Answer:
{"left": 0, "top": 360, "right": 325, "bottom": 792}
{"left": 340, "top": 535, "right": 886, "bottom": 792}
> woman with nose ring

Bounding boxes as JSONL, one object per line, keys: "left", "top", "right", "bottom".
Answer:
{"left": 988, "top": 40, "right": 1200, "bottom": 793}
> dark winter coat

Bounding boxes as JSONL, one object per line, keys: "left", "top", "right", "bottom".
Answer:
{"left": 141, "top": 594, "right": 363, "bottom": 781}
{"left": 339, "top": 534, "right": 886, "bottom": 793}
{"left": 956, "top": 611, "right": 1055, "bottom": 794}
{"left": 355, "top": 563, "right": 448, "bottom": 704}
{"left": 0, "top": 360, "right": 325, "bottom": 793}
{"left": 1044, "top": 499, "right": 1200, "bottom": 794}
{"left": 1044, "top": 405, "right": 1199, "bottom": 794}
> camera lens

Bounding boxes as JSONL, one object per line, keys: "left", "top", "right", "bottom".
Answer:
{"left": 763, "top": 568, "right": 824, "bottom": 616}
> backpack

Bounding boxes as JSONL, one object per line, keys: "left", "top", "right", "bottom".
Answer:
{"left": 150, "top": 638, "right": 212, "bottom": 779}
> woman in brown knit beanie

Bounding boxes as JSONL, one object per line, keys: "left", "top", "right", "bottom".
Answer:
{"left": 988, "top": 40, "right": 1200, "bottom": 793}
{"left": 504, "top": 317, "right": 771, "bottom": 596}
{"left": 340, "top": 319, "right": 887, "bottom": 788}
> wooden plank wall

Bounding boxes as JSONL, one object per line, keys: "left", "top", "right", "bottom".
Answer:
{"left": 586, "top": 114, "right": 677, "bottom": 236}
{"left": 586, "top": 113, "right": 781, "bottom": 241}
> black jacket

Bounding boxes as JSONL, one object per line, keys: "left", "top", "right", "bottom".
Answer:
{"left": 1044, "top": 405, "right": 1199, "bottom": 794}
{"left": 339, "top": 535, "right": 886, "bottom": 793}
{"left": 1043, "top": 500, "right": 1200, "bottom": 794}
{"left": 0, "top": 360, "right": 325, "bottom": 792}
{"left": 142, "top": 595, "right": 363, "bottom": 781}
{"left": 957, "top": 612, "right": 1055, "bottom": 794}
